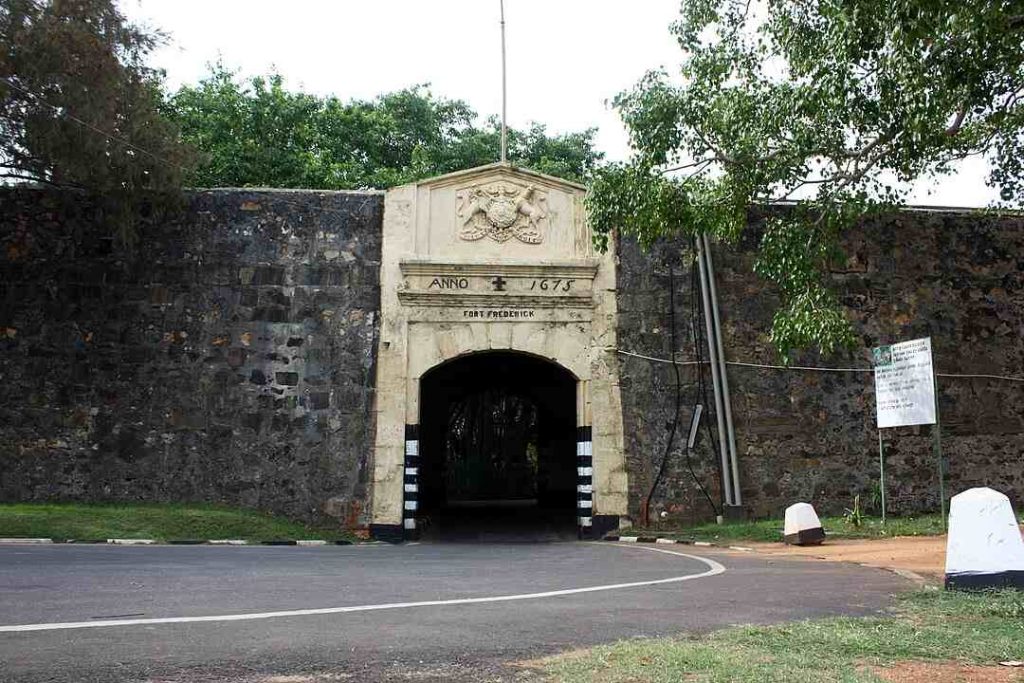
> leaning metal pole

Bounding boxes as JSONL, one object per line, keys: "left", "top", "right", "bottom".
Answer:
{"left": 702, "top": 233, "right": 742, "bottom": 506}
{"left": 697, "top": 237, "right": 734, "bottom": 506}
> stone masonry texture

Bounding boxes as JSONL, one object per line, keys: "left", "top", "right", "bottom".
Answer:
{"left": 2, "top": 187, "right": 1022, "bottom": 527}
{"left": 0, "top": 188, "right": 382, "bottom": 525}
{"left": 617, "top": 208, "right": 1024, "bottom": 524}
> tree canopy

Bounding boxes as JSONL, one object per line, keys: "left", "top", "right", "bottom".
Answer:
{"left": 588, "top": 0, "right": 1024, "bottom": 357}
{"left": 0, "top": 1, "right": 599, "bottom": 241}
{"left": 0, "top": 0, "right": 192, "bottom": 238}
{"left": 167, "top": 66, "right": 602, "bottom": 189}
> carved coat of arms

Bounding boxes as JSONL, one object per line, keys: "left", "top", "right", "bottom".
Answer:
{"left": 456, "top": 182, "right": 548, "bottom": 244}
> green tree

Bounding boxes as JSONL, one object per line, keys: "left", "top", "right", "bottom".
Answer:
{"left": 0, "top": 0, "right": 192, "bottom": 240}
{"left": 167, "top": 66, "right": 602, "bottom": 189}
{"left": 588, "top": 0, "right": 1024, "bottom": 357}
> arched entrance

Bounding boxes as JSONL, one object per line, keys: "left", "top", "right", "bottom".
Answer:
{"left": 370, "top": 164, "right": 627, "bottom": 542}
{"left": 417, "top": 352, "right": 577, "bottom": 540}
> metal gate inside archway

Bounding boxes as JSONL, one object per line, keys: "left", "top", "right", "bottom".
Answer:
{"left": 417, "top": 352, "right": 578, "bottom": 540}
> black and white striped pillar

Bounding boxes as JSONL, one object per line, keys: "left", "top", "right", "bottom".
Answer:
{"left": 403, "top": 424, "right": 419, "bottom": 538}
{"left": 576, "top": 426, "right": 593, "bottom": 537}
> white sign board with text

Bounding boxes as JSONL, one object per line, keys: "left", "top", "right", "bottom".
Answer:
{"left": 873, "top": 337, "right": 937, "bottom": 428}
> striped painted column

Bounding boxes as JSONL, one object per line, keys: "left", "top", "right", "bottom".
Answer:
{"left": 403, "top": 424, "right": 420, "bottom": 538}
{"left": 576, "top": 426, "right": 593, "bottom": 536}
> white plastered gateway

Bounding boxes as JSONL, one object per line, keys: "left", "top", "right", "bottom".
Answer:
{"left": 369, "top": 164, "right": 627, "bottom": 539}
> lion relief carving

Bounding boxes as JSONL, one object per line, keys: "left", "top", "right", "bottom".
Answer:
{"left": 456, "top": 181, "right": 548, "bottom": 244}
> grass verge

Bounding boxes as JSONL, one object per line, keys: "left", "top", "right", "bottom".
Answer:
{"left": 535, "top": 589, "right": 1024, "bottom": 682}
{"left": 637, "top": 514, "right": 960, "bottom": 544}
{"left": 0, "top": 502, "right": 356, "bottom": 543}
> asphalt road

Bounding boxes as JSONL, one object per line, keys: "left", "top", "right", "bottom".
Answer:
{"left": 0, "top": 542, "right": 910, "bottom": 682}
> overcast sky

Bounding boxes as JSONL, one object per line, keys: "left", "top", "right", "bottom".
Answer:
{"left": 120, "top": 0, "right": 994, "bottom": 207}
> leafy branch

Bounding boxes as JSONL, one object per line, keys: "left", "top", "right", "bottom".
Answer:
{"left": 589, "top": 0, "right": 1024, "bottom": 358}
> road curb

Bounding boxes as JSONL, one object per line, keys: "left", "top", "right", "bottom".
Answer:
{"left": 0, "top": 538, "right": 353, "bottom": 547}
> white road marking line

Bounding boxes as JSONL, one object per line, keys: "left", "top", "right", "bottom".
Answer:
{"left": 616, "top": 544, "right": 727, "bottom": 566}
{"left": 0, "top": 547, "right": 726, "bottom": 633}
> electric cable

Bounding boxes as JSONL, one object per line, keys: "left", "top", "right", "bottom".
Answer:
{"left": 641, "top": 252, "right": 721, "bottom": 527}
{"left": 615, "top": 350, "right": 1024, "bottom": 384}
{"left": 614, "top": 349, "right": 703, "bottom": 365}
{"left": 640, "top": 262, "right": 682, "bottom": 526}
{"left": 1, "top": 76, "right": 185, "bottom": 170}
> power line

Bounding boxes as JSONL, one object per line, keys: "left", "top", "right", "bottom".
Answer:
{"left": 727, "top": 359, "right": 872, "bottom": 373}
{"left": 0, "top": 76, "right": 186, "bottom": 170}
{"left": 615, "top": 349, "right": 704, "bottom": 366}
{"left": 934, "top": 372, "right": 1024, "bottom": 383}
{"left": 614, "top": 348, "right": 1024, "bottom": 383}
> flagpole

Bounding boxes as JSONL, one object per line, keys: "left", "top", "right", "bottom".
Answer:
{"left": 499, "top": 0, "right": 508, "bottom": 163}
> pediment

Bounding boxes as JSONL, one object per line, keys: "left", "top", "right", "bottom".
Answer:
{"left": 408, "top": 162, "right": 586, "bottom": 194}
{"left": 383, "top": 162, "right": 591, "bottom": 262}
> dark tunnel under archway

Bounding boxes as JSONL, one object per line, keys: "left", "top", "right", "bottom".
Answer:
{"left": 418, "top": 352, "right": 577, "bottom": 541}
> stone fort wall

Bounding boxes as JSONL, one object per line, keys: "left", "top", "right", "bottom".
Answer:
{"left": 619, "top": 208, "right": 1024, "bottom": 523}
{"left": 0, "top": 189, "right": 382, "bottom": 524}
{"left": 2, "top": 188, "right": 1022, "bottom": 525}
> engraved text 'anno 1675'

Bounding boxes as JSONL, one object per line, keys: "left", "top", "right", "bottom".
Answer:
{"left": 421, "top": 276, "right": 576, "bottom": 293}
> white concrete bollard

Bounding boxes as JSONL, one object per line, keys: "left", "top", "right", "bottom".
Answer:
{"left": 945, "top": 487, "right": 1024, "bottom": 590}
{"left": 783, "top": 502, "right": 825, "bottom": 545}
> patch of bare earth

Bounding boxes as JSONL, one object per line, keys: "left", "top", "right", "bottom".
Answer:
{"left": 742, "top": 535, "right": 948, "bottom": 582}
{"left": 741, "top": 525, "right": 1024, "bottom": 584}
{"left": 869, "top": 661, "right": 1024, "bottom": 683}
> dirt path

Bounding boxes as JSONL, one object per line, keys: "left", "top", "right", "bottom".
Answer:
{"left": 742, "top": 535, "right": 948, "bottom": 583}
